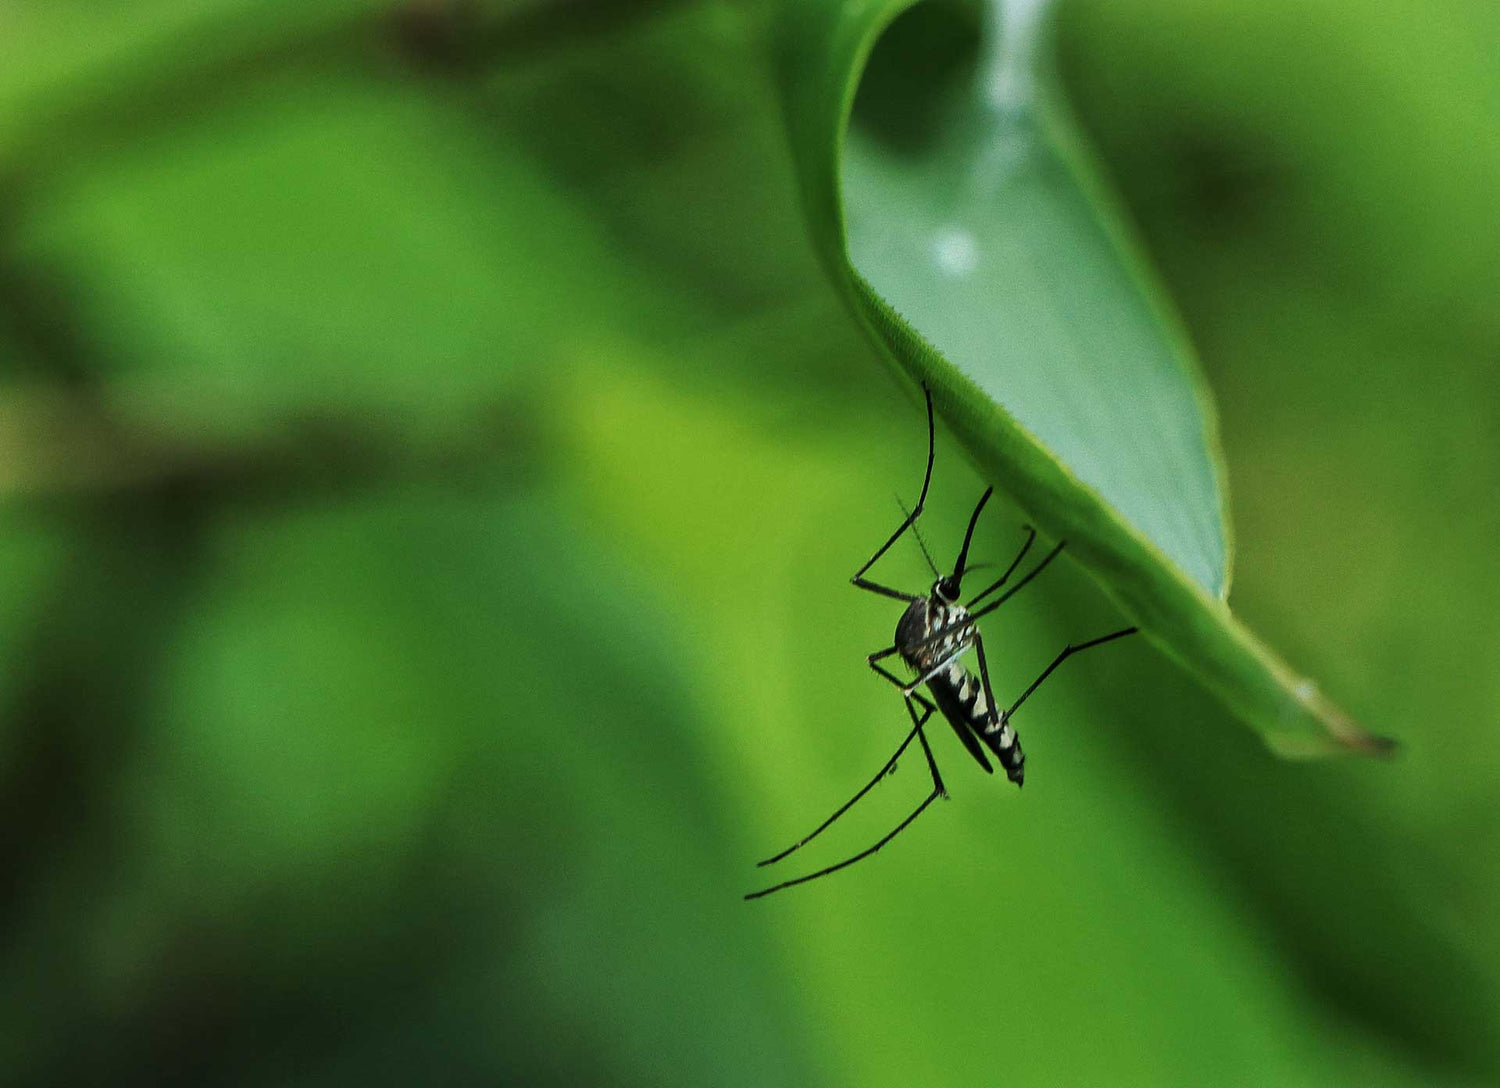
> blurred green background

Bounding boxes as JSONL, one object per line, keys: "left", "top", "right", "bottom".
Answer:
{"left": 2, "top": 1, "right": 1497, "bottom": 1084}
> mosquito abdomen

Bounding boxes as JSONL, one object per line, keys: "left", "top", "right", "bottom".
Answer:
{"left": 928, "top": 664, "right": 1026, "bottom": 787}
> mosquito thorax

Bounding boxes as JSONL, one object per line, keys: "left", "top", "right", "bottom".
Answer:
{"left": 894, "top": 598, "right": 932, "bottom": 667}
{"left": 895, "top": 594, "right": 973, "bottom": 672}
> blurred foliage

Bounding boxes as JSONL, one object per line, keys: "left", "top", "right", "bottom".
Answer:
{"left": 1, "top": 1, "right": 1497, "bottom": 1086}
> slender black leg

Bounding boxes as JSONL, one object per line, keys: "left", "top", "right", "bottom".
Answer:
{"left": 875, "top": 656, "right": 978, "bottom": 743}
{"left": 867, "top": 657, "right": 911, "bottom": 691}
{"left": 872, "top": 632, "right": 963, "bottom": 699}
{"left": 1001, "top": 627, "right": 1139, "bottom": 725}
{"left": 971, "top": 632, "right": 1001, "bottom": 729}
{"left": 967, "top": 525, "right": 1036, "bottom": 607}
{"left": 901, "top": 649, "right": 969, "bottom": 696}
{"left": 851, "top": 387, "right": 936, "bottom": 603}
{"left": 968, "top": 630, "right": 1023, "bottom": 782}
{"left": 912, "top": 706, "right": 946, "bottom": 797}
{"left": 888, "top": 651, "right": 995, "bottom": 775}
{"left": 754, "top": 695, "right": 934, "bottom": 869}
{"left": 746, "top": 698, "right": 946, "bottom": 900}
{"left": 968, "top": 539, "right": 1065, "bottom": 621}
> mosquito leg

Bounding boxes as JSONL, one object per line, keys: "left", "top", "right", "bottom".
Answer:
{"left": 971, "top": 632, "right": 1001, "bottom": 729}
{"left": 966, "top": 525, "right": 1036, "bottom": 607}
{"left": 874, "top": 647, "right": 969, "bottom": 705}
{"left": 870, "top": 659, "right": 996, "bottom": 770}
{"left": 901, "top": 647, "right": 968, "bottom": 696}
{"left": 747, "top": 697, "right": 946, "bottom": 900}
{"left": 867, "top": 657, "right": 914, "bottom": 692}
{"left": 872, "top": 644, "right": 994, "bottom": 772}
{"left": 912, "top": 698, "right": 947, "bottom": 796}
{"left": 850, "top": 386, "right": 936, "bottom": 603}
{"left": 755, "top": 696, "right": 935, "bottom": 868}
{"left": 871, "top": 643, "right": 967, "bottom": 693}
{"left": 972, "top": 631, "right": 1024, "bottom": 784}
{"left": 1001, "top": 627, "right": 1139, "bottom": 725}
{"left": 967, "top": 539, "right": 1066, "bottom": 622}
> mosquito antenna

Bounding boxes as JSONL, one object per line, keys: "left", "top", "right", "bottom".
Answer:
{"left": 896, "top": 496, "right": 941, "bottom": 579}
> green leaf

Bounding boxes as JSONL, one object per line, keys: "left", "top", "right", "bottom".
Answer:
{"left": 773, "top": 0, "right": 1392, "bottom": 757}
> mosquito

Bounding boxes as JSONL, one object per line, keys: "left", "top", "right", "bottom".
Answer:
{"left": 745, "top": 386, "right": 1137, "bottom": 900}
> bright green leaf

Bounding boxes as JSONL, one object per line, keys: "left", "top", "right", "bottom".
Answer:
{"left": 773, "top": 0, "right": 1392, "bottom": 757}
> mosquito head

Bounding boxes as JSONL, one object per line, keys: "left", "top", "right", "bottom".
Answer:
{"left": 933, "top": 576, "right": 961, "bottom": 604}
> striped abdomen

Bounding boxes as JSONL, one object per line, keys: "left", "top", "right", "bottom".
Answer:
{"left": 927, "top": 662, "right": 1025, "bottom": 786}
